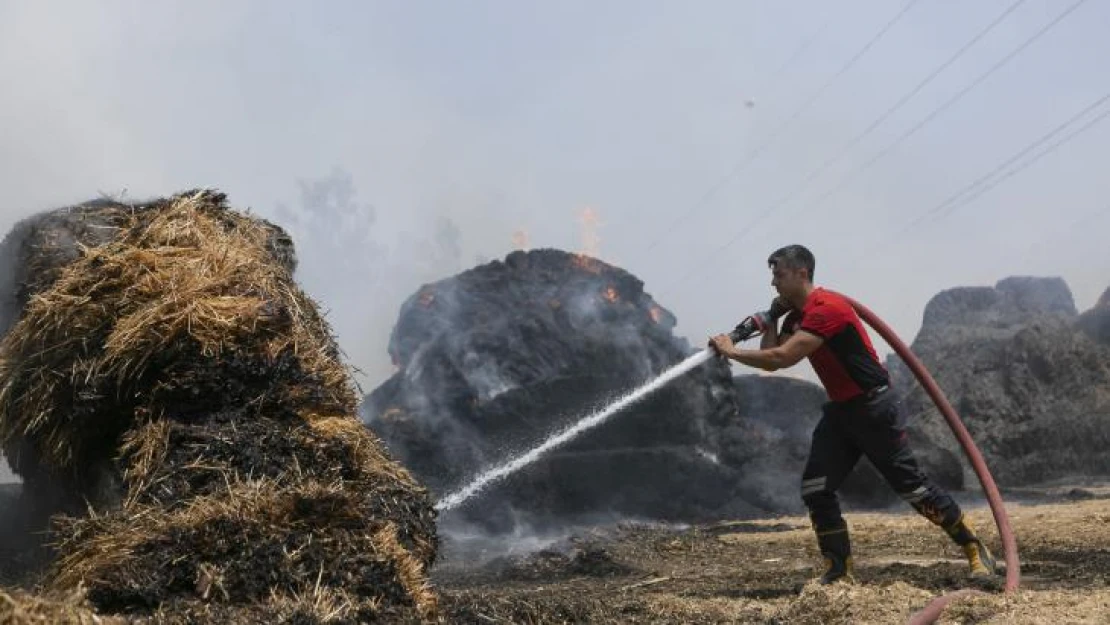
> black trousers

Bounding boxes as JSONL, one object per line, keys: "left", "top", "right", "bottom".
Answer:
{"left": 800, "top": 387, "right": 962, "bottom": 534}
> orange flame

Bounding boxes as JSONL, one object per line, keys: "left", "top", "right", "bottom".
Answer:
{"left": 649, "top": 306, "right": 664, "bottom": 324}
{"left": 572, "top": 253, "right": 603, "bottom": 274}
{"left": 603, "top": 285, "right": 619, "bottom": 303}
{"left": 512, "top": 229, "right": 530, "bottom": 250}
{"left": 577, "top": 206, "right": 601, "bottom": 258}
{"left": 419, "top": 289, "right": 436, "bottom": 307}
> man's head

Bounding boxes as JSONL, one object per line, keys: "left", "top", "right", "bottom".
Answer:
{"left": 768, "top": 244, "right": 815, "bottom": 300}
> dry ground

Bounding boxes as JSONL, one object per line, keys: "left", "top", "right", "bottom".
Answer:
{"left": 434, "top": 485, "right": 1110, "bottom": 624}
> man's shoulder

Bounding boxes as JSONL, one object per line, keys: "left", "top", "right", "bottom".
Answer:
{"left": 804, "top": 287, "right": 851, "bottom": 312}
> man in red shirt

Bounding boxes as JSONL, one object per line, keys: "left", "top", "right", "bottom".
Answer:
{"left": 709, "top": 244, "right": 996, "bottom": 585}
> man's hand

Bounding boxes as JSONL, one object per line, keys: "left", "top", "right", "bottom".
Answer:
{"left": 708, "top": 333, "right": 736, "bottom": 359}
{"left": 771, "top": 295, "right": 791, "bottom": 313}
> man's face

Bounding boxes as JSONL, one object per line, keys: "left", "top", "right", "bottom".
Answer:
{"left": 770, "top": 263, "right": 808, "bottom": 297}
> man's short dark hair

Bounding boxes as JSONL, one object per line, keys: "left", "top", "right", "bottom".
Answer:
{"left": 768, "top": 245, "right": 815, "bottom": 281}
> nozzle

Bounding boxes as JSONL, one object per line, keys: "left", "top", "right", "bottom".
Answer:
{"left": 729, "top": 299, "right": 791, "bottom": 343}
{"left": 728, "top": 317, "right": 760, "bottom": 343}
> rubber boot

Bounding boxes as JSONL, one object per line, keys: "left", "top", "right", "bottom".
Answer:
{"left": 814, "top": 526, "right": 854, "bottom": 585}
{"left": 945, "top": 514, "right": 998, "bottom": 577}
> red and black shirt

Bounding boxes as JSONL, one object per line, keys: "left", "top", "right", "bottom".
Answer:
{"left": 781, "top": 287, "right": 889, "bottom": 402}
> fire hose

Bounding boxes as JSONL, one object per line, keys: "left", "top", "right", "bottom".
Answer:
{"left": 731, "top": 295, "right": 1020, "bottom": 624}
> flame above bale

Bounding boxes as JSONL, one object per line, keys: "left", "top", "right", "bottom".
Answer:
{"left": 0, "top": 190, "right": 439, "bottom": 622}
{"left": 511, "top": 229, "right": 529, "bottom": 251}
{"left": 571, "top": 253, "right": 603, "bottom": 275}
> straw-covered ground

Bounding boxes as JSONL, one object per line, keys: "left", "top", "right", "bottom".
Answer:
{"left": 435, "top": 485, "right": 1110, "bottom": 624}
{"left": 0, "top": 190, "right": 439, "bottom": 623}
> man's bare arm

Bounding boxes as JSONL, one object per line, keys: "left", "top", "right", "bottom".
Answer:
{"left": 760, "top": 322, "right": 781, "bottom": 349}
{"left": 710, "top": 330, "right": 824, "bottom": 372}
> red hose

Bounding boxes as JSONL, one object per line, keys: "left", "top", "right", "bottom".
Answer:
{"left": 840, "top": 294, "right": 1020, "bottom": 624}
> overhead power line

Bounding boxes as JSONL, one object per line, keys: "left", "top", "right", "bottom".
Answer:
{"left": 760, "top": 10, "right": 837, "bottom": 94}
{"left": 634, "top": 0, "right": 921, "bottom": 256}
{"left": 728, "top": 0, "right": 1029, "bottom": 237}
{"left": 786, "top": 0, "right": 1090, "bottom": 222}
{"left": 843, "top": 89, "right": 1110, "bottom": 268}
{"left": 657, "top": 0, "right": 1090, "bottom": 293}
{"left": 911, "top": 90, "right": 1110, "bottom": 228}
{"left": 936, "top": 103, "right": 1110, "bottom": 218}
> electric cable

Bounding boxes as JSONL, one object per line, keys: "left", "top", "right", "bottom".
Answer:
{"left": 1021, "top": 203, "right": 1108, "bottom": 258}
{"left": 721, "top": 0, "right": 1029, "bottom": 246}
{"left": 599, "top": 5, "right": 834, "bottom": 243}
{"left": 841, "top": 89, "right": 1110, "bottom": 270}
{"left": 932, "top": 102, "right": 1110, "bottom": 220}
{"left": 635, "top": 0, "right": 920, "bottom": 256}
{"left": 656, "top": 0, "right": 1089, "bottom": 295}
{"left": 776, "top": 0, "right": 1090, "bottom": 231}
{"left": 761, "top": 9, "right": 837, "bottom": 94}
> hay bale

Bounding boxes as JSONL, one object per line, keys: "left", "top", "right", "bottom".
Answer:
{"left": 0, "top": 190, "right": 438, "bottom": 622}
{"left": 0, "top": 587, "right": 122, "bottom": 625}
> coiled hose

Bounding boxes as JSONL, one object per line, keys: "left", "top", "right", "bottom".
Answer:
{"left": 843, "top": 295, "right": 1020, "bottom": 624}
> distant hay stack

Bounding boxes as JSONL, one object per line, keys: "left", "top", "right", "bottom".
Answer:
{"left": 0, "top": 190, "right": 439, "bottom": 622}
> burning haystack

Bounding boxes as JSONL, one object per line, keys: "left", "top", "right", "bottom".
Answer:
{"left": 0, "top": 190, "right": 438, "bottom": 622}
{"left": 365, "top": 249, "right": 777, "bottom": 531}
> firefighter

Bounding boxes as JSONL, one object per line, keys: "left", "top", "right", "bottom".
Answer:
{"left": 708, "top": 244, "right": 997, "bottom": 585}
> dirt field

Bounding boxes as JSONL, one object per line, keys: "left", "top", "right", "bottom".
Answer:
{"left": 434, "top": 484, "right": 1110, "bottom": 624}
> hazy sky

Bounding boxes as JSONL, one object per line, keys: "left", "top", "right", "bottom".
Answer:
{"left": 2, "top": 0, "right": 1108, "bottom": 403}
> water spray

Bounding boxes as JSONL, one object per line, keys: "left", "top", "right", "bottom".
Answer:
{"left": 434, "top": 301, "right": 790, "bottom": 512}
{"left": 435, "top": 348, "right": 711, "bottom": 512}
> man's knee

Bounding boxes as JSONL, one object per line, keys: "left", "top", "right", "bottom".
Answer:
{"left": 871, "top": 441, "right": 932, "bottom": 494}
{"left": 802, "top": 475, "right": 828, "bottom": 501}
{"left": 801, "top": 476, "right": 842, "bottom": 530}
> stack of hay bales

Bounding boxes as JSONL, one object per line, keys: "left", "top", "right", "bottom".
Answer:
{"left": 0, "top": 190, "right": 439, "bottom": 623}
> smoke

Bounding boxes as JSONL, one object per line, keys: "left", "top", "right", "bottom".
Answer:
{"left": 0, "top": 222, "right": 25, "bottom": 485}
{"left": 433, "top": 507, "right": 674, "bottom": 578}
{"left": 273, "top": 167, "right": 467, "bottom": 387}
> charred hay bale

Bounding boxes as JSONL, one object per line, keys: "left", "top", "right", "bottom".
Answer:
{"left": 49, "top": 479, "right": 435, "bottom": 619}
{"left": 0, "top": 190, "right": 438, "bottom": 622}
{"left": 0, "top": 195, "right": 295, "bottom": 339}
{"left": 0, "top": 190, "right": 300, "bottom": 492}
{"left": 1077, "top": 286, "right": 1110, "bottom": 344}
{"left": 365, "top": 248, "right": 743, "bottom": 528}
{"left": 0, "top": 200, "right": 133, "bottom": 339}
{"left": 115, "top": 415, "right": 436, "bottom": 562}
{"left": 887, "top": 277, "right": 1110, "bottom": 487}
